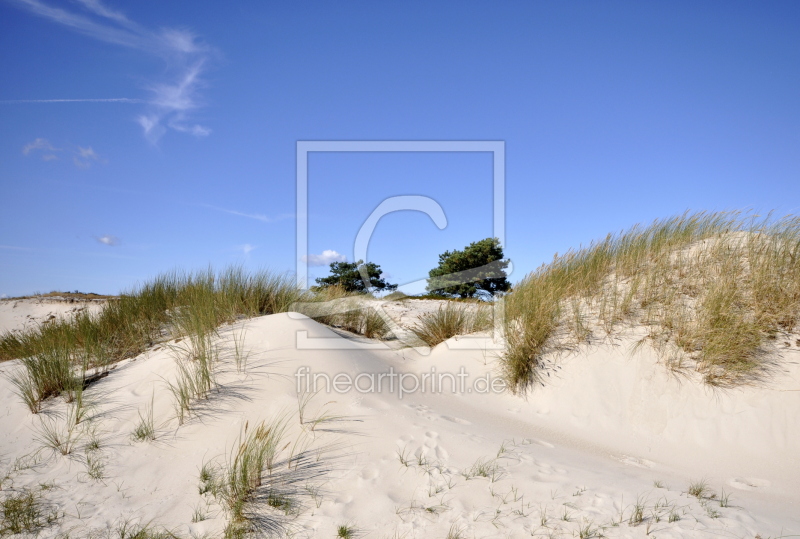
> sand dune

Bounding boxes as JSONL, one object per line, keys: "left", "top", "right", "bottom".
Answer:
{"left": 0, "top": 297, "right": 105, "bottom": 336}
{"left": 1, "top": 301, "right": 798, "bottom": 538}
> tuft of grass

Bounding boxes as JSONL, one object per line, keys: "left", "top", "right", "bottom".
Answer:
{"left": 167, "top": 335, "right": 218, "bottom": 425}
{"left": 462, "top": 457, "right": 502, "bottom": 482}
{"left": 7, "top": 348, "right": 78, "bottom": 413}
{"left": 35, "top": 413, "right": 78, "bottom": 456}
{"left": 85, "top": 426, "right": 102, "bottom": 452}
{"left": 411, "top": 303, "right": 492, "bottom": 347}
{"left": 113, "top": 519, "right": 180, "bottom": 539}
{"left": 213, "top": 418, "right": 289, "bottom": 526}
{"left": 132, "top": 395, "right": 156, "bottom": 442}
{"left": 396, "top": 446, "right": 411, "bottom": 468}
{"left": 502, "top": 211, "right": 800, "bottom": 392}
{"left": 1, "top": 491, "right": 41, "bottom": 535}
{"left": 445, "top": 524, "right": 466, "bottom": 539}
{"left": 336, "top": 523, "right": 358, "bottom": 538}
{"left": 8, "top": 368, "right": 41, "bottom": 414}
{"left": 84, "top": 453, "right": 105, "bottom": 481}
{"left": 231, "top": 328, "right": 249, "bottom": 373}
{"left": 628, "top": 496, "right": 646, "bottom": 526}
{"left": 198, "top": 462, "right": 216, "bottom": 495}
{"left": 577, "top": 519, "right": 599, "bottom": 539}
{"left": 191, "top": 503, "right": 208, "bottom": 523}
{"left": 688, "top": 479, "right": 710, "bottom": 499}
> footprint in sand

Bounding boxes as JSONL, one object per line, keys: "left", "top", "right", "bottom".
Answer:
{"left": 419, "top": 431, "right": 449, "bottom": 461}
{"left": 618, "top": 455, "right": 655, "bottom": 469}
{"left": 409, "top": 404, "right": 437, "bottom": 421}
{"left": 729, "top": 477, "right": 771, "bottom": 491}
{"left": 423, "top": 432, "right": 438, "bottom": 448}
{"left": 359, "top": 465, "right": 379, "bottom": 480}
{"left": 335, "top": 493, "right": 353, "bottom": 504}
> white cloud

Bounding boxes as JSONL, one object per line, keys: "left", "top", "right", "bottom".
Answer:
{"left": 73, "top": 146, "right": 104, "bottom": 168}
{"left": 22, "top": 137, "right": 59, "bottom": 155}
{"left": 9, "top": 0, "right": 216, "bottom": 142}
{"left": 95, "top": 235, "right": 119, "bottom": 246}
{"left": 302, "top": 250, "right": 347, "bottom": 267}
{"left": 168, "top": 115, "right": 211, "bottom": 137}
{"left": 77, "top": 146, "right": 98, "bottom": 159}
{"left": 74, "top": 0, "right": 133, "bottom": 27}
{"left": 22, "top": 139, "right": 105, "bottom": 167}
{"left": 240, "top": 244, "right": 256, "bottom": 255}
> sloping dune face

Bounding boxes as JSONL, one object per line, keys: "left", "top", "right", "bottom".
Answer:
{"left": 1, "top": 306, "right": 798, "bottom": 538}
{"left": 504, "top": 217, "right": 800, "bottom": 391}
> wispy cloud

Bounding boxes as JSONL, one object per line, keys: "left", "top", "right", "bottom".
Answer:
{"left": 202, "top": 204, "right": 293, "bottom": 223}
{"left": 7, "top": 0, "right": 215, "bottom": 142}
{"left": 302, "top": 250, "right": 347, "bottom": 267}
{"left": 22, "top": 137, "right": 59, "bottom": 155}
{"left": 23, "top": 138, "right": 105, "bottom": 168}
{"left": 1, "top": 98, "right": 145, "bottom": 104}
{"left": 95, "top": 234, "right": 119, "bottom": 246}
{"left": 73, "top": 146, "right": 104, "bottom": 168}
{"left": 239, "top": 244, "right": 256, "bottom": 256}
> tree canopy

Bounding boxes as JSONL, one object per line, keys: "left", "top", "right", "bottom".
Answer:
{"left": 426, "top": 237, "right": 510, "bottom": 298}
{"left": 315, "top": 260, "right": 397, "bottom": 293}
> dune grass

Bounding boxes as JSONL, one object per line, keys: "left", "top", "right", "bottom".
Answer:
{"left": 208, "top": 417, "right": 290, "bottom": 538}
{"left": 132, "top": 395, "right": 156, "bottom": 441}
{"left": 0, "top": 491, "right": 44, "bottom": 535}
{"left": 293, "top": 285, "right": 391, "bottom": 339}
{"left": 1, "top": 268, "right": 306, "bottom": 413}
{"left": 411, "top": 303, "right": 493, "bottom": 346}
{"left": 503, "top": 211, "right": 800, "bottom": 392}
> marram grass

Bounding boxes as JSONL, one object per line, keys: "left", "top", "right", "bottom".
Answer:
{"left": 411, "top": 302, "right": 492, "bottom": 346}
{"left": 2, "top": 267, "right": 307, "bottom": 412}
{"left": 503, "top": 211, "right": 800, "bottom": 392}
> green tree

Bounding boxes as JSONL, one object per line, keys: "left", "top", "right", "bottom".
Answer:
{"left": 426, "top": 238, "right": 510, "bottom": 298}
{"left": 315, "top": 260, "right": 397, "bottom": 293}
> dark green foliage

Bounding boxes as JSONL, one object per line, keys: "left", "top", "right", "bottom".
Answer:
{"left": 315, "top": 260, "right": 397, "bottom": 293}
{"left": 427, "top": 238, "right": 510, "bottom": 298}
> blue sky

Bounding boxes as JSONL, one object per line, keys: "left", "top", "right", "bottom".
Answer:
{"left": 1, "top": 1, "right": 799, "bottom": 297}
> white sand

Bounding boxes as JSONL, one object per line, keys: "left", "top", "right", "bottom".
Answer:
{"left": 0, "top": 297, "right": 105, "bottom": 336}
{"left": 1, "top": 300, "right": 798, "bottom": 538}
